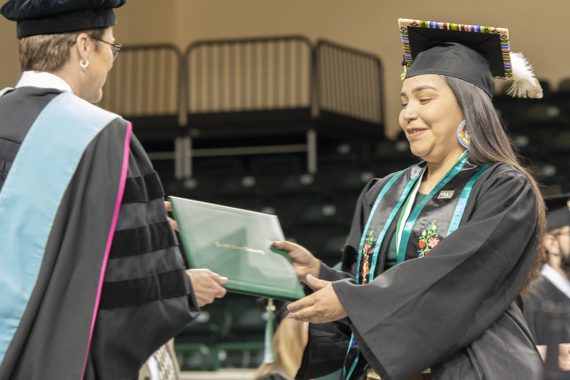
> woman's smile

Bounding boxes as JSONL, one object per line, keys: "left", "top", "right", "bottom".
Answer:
{"left": 406, "top": 127, "right": 427, "bottom": 140}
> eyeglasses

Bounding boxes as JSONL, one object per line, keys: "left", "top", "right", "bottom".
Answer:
{"left": 93, "top": 38, "right": 122, "bottom": 61}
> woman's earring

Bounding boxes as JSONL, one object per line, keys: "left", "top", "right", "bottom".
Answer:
{"left": 80, "top": 58, "right": 90, "bottom": 69}
{"left": 457, "top": 120, "right": 470, "bottom": 149}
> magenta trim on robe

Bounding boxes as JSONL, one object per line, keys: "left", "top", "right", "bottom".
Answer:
{"left": 81, "top": 121, "right": 133, "bottom": 380}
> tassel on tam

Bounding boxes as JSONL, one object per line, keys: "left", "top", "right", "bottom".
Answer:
{"left": 508, "top": 52, "right": 543, "bottom": 99}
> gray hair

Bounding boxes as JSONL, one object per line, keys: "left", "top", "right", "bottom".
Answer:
{"left": 19, "top": 28, "right": 106, "bottom": 72}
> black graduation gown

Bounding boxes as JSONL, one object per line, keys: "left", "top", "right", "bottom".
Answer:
{"left": 524, "top": 274, "right": 570, "bottom": 345}
{"left": 0, "top": 87, "right": 199, "bottom": 380}
{"left": 297, "top": 161, "right": 543, "bottom": 380}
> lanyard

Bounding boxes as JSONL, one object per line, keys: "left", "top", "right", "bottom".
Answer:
{"left": 447, "top": 164, "right": 490, "bottom": 234}
{"left": 395, "top": 170, "right": 424, "bottom": 255}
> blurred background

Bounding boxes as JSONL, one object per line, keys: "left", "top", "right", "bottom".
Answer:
{"left": 1, "top": 1, "right": 568, "bottom": 378}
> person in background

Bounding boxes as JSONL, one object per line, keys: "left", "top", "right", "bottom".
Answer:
{"left": 138, "top": 340, "right": 181, "bottom": 380}
{"left": 254, "top": 303, "right": 309, "bottom": 380}
{"left": 524, "top": 193, "right": 570, "bottom": 372}
{"left": 0, "top": 1, "right": 226, "bottom": 379}
{"left": 275, "top": 18, "right": 546, "bottom": 380}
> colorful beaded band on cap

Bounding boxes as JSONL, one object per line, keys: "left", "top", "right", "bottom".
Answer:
{"left": 398, "top": 18, "right": 512, "bottom": 79}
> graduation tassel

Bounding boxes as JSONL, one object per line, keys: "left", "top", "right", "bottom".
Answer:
{"left": 507, "top": 52, "right": 543, "bottom": 99}
{"left": 263, "top": 298, "right": 276, "bottom": 364}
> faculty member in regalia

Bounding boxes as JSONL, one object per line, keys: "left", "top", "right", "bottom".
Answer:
{"left": 275, "top": 18, "right": 547, "bottom": 380}
{"left": 0, "top": 1, "right": 227, "bottom": 379}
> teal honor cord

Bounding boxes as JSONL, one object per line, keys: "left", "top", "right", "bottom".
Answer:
{"left": 396, "top": 152, "right": 469, "bottom": 263}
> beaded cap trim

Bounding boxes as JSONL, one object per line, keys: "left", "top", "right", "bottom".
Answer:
{"left": 398, "top": 18, "right": 512, "bottom": 79}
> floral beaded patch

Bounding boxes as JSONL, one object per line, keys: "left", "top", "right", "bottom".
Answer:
{"left": 360, "top": 231, "right": 375, "bottom": 284}
{"left": 417, "top": 220, "right": 440, "bottom": 257}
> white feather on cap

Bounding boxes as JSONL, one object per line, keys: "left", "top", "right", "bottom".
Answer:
{"left": 507, "top": 52, "right": 543, "bottom": 99}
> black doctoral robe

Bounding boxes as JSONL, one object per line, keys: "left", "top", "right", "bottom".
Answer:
{"left": 297, "top": 162, "right": 543, "bottom": 380}
{"left": 0, "top": 87, "right": 200, "bottom": 380}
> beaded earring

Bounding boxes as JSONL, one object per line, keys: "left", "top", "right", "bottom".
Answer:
{"left": 457, "top": 120, "right": 470, "bottom": 149}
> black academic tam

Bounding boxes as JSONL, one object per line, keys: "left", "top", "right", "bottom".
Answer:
{"left": 0, "top": 0, "right": 127, "bottom": 38}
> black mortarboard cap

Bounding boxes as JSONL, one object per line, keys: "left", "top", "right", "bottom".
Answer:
{"left": 544, "top": 193, "right": 570, "bottom": 231}
{"left": 1, "top": 0, "right": 127, "bottom": 38}
{"left": 398, "top": 19, "right": 542, "bottom": 99}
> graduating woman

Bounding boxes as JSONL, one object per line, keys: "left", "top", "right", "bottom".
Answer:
{"left": 275, "top": 19, "right": 547, "bottom": 380}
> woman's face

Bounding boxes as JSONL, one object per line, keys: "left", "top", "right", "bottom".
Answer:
{"left": 84, "top": 27, "right": 115, "bottom": 103}
{"left": 399, "top": 74, "right": 465, "bottom": 164}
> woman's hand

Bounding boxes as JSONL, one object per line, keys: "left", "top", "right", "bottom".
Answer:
{"left": 287, "top": 275, "right": 347, "bottom": 323}
{"left": 186, "top": 268, "right": 228, "bottom": 307}
{"left": 164, "top": 201, "right": 178, "bottom": 231}
{"left": 273, "top": 241, "right": 320, "bottom": 284}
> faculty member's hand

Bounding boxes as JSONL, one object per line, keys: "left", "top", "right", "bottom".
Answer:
{"left": 164, "top": 201, "right": 178, "bottom": 231}
{"left": 287, "top": 275, "right": 347, "bottom": 323}
{"left": 186, "top": 269, "right": 228, "bottom": 307}
{"left": 273, "top": 241, "right": 320, "bottom": 284}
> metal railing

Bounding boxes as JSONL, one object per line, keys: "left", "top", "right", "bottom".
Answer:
{"left": 100, "top": 37, "right": 386, "bottom": 178}
{"left": 315, "top": 39, "right": 385, "bottom": 125}
{"left": 100, "top": 44, "right": 183, "bottom": 120}
{"left": 184, "top": 36, "right": 313, "bottom": 114}
{"left": 101, "top": 37, "right": 385, "bottom": 132}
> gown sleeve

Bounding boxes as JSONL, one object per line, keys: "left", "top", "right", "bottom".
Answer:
{"left": 86, "top": 133, "right": 200, "bottom": 379}
{"left": 332, "top": 164, "right": 540, "bottom": 380}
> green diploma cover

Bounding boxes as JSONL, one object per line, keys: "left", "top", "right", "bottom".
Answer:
{"left": 169, "top": 196, "right": 305, "bottom": 300}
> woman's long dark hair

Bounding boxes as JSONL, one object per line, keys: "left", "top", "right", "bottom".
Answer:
{"left": 445, "top": 76, "right": 546, "bottom": 292}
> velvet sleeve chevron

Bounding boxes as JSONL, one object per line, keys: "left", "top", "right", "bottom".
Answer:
{"left": 86, "top": 134, "right": 200, "bottom": 379}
